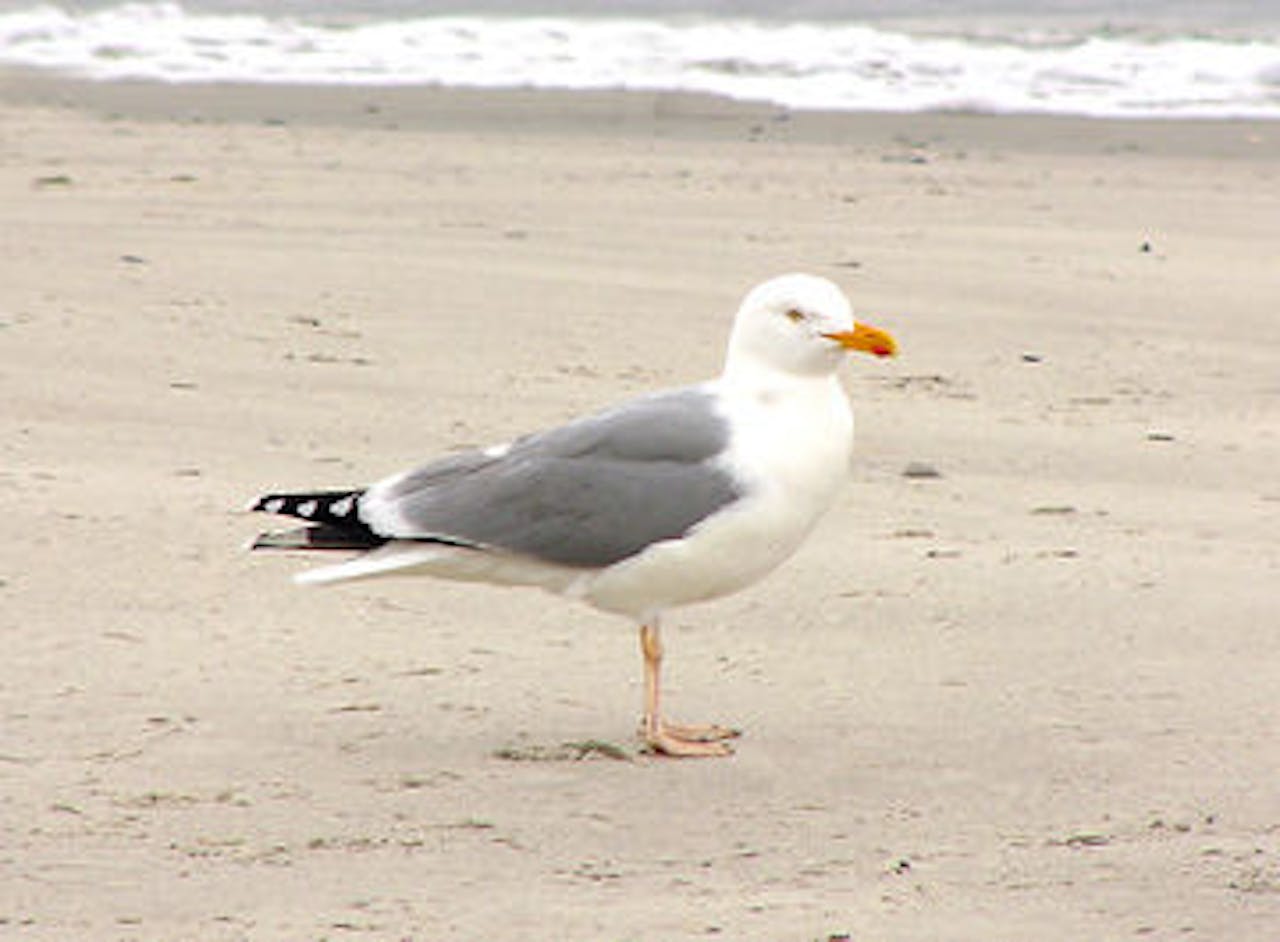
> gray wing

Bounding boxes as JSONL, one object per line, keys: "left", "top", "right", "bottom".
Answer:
{"left": 359, "top": 387, "right": 745, "bottom": 568}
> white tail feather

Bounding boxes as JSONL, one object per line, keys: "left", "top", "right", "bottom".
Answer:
{"left": 293, "top": 543, "right": 447, "bottom": 586}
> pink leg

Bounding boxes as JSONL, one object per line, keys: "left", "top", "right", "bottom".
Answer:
{"left": 639, "top": 620, "right": 739, "bottom": 758}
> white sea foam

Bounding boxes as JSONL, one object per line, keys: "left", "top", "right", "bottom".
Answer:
{"left": 1, "top": 2, "right": 1278, "bottom": 118}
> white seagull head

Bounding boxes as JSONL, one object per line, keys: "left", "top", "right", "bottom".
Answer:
{"left": 725, "top": 273, "right": 897, "bottom": 379}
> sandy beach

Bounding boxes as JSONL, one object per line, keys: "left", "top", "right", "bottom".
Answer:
{"left": 2, "top": 73, "right": 1279, "bottom": 940}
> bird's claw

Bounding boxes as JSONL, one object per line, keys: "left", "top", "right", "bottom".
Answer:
{"left": 641, "top": 719, "right": 740, "bottom": 757}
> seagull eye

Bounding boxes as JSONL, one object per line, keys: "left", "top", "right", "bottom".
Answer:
{"left": 784, "top": 308, "right": 806, "bottom": 323}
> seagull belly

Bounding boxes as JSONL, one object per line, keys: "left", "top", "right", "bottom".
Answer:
{"left": 578, "top": 487, "right": 825, "bottom": 618}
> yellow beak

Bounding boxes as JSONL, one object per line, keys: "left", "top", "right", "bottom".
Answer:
{"left": 824, "top": 322, "right": 898, "bottom": 358}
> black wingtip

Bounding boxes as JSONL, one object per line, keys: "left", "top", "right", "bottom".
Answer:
{"left": 248, "top": 489, "right": 385, "bottom": 550}
{"left": 250, "top": 523, "right": 385, "bottom": 552}
{"left": 251, "top": 489, "right": 361, "bottom": 521}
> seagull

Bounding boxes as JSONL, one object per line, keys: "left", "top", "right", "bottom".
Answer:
{"left": 249, "top": 273, "right": 897, "bottom": 757}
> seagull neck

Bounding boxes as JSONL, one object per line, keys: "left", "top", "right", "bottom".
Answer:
{"left": 719, "top": 354, "right": 837, "bottom": 397}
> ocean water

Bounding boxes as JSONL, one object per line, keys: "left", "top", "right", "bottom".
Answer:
{"left": 1, "top": 1, "right": 1278, "bottom": 118}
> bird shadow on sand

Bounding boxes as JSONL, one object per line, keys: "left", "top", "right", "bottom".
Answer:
{"left": 492, "top": 739, "right": 635, "bottom": 763}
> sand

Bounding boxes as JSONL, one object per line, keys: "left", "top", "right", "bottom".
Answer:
{"left": 2, "top": 73, "right": 1279, "bottom": 940}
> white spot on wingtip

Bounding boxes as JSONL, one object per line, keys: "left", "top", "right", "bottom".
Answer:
{"left": 262, "top": 497, "right": 285, "bottom": 514}
{"left": 296, "top": 500, "right": 318, "bottom": 518}
{"left": 330, "top": 495, "right": 354, "bottom": 517}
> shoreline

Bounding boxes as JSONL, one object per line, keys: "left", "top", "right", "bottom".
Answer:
{"left": 3, "top": 69, "right": 1278, "bottom": 160}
